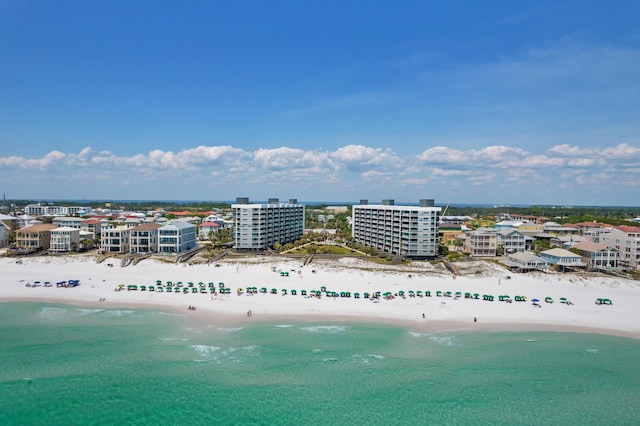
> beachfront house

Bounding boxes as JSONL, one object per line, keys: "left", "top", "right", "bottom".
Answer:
{"left": 129, "top": 223, "right": 162, "bottom": 253}
{"left": 504, "top": 251, "right": 550, "bottom": 273}
{"left": 158, "top": 222, "right": 197, "bottom": 254}
{"left": 233, "top": 197, "right": 305, "bottom": 250}
{"left": 599, "top": 225, "right": 640, "bottom": 270}
{"left": 571, "top": 241, "right": 622, "bottom": 270}
{"left": 49, "top": 227, "right": 81, "bottom": 252}
{"left": 540, "top": 248, "right": 586, "bottom": 271}
{"left": 100, "top": 225, "right": 130, "bottom": 253}
{"left": 352, "top": 199, "right": 441, "bottom": 259}
{"left": 463, "top": 227, "right": 497, "bottom": 257}
{"left": 15, "top": 224, "right": 58, "bottom": 252}
{"left": 496, "top": 229, "right": 527, "bottom": 254}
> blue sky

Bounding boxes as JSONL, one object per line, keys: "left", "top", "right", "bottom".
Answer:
{"left": 1, "top": 1, "right": 639, "bottom": 206}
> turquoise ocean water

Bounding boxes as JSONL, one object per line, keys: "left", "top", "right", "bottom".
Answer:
{"left": 1, "top": 302, "right": 639, "bottom": 425}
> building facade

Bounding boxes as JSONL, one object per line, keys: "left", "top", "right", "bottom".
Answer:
{"left": 49, "top": 227, "right": 81, "bottom": 252}
{"left": 129, "top": 223, "right": 162, "bottom": 253}
{"left": 100, "top": 226, "right": 130, "bottom": 253}
{"left": 496, "top": 229, "right": 527, "bottom": 254}
{"left": 599, "top": 226, "right": 640, "bottom": 270}
{"left": 463, "top": 227, "right": 497, "bottom": 257}
{"left": 15, "top": 224, "right": 58, "bottom": 251}
{"left": 232, "top": 197, "right": 305, "bottom": 250}
{"left": 158, "top": 222, "right": 197, "bottom": 254}
{"left": 351, "top": 199, "right": 440, "bottom": 259}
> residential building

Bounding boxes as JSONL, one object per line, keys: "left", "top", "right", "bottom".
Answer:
{"left": 439, "top": 222, "right": 465, "bottom": 250}
{"left": 540, "top": 248, "right": 586, "bottom": 270}
{"left": 495, "top": 220, "right": 524, "bottom": 230}
{"left": 599, "top": 225, "right": 640, "bottom": 269}
{"left": 52, "top": 217, "right": 85, "bottom": 229}
{"left": 572, "top": 241, "right": 622, "bottom": 270}
{"left": 15, "top": 224, "right": 57, "bottom": 251}
{"left": 542, "top": 222, "right": 580, "bottom": 236}
{"left": 496, "top": 229, "right": 527, "bottom": 254}
{"left": 0, "top": 222, "right": 9, "bottom": 248}
{"left": 16, "top": 214, "right": 40, "bottom": 228}
{"left": 80, "top": 219, "right": 102, "bottom": 240}
{"left": 158, "top": 222, "right": 197, "bottom": 254}
{"left": 24, "top": 204, "right": 92, "bottom": 216}
{"left": 463, "top": 227, "right": 497, "bottom": 257}
{"left": 504, "top": 251, "right": 549, "bottom": 273}
{"left": 325, "top": 206, "right": 349, "bottom": 213}
{"left": 232, "top": 197, "right": 305, "bottom": 250}
{"left": 0, "top": 213, "right": 20, "bottom": 231}
{"left": 550, "top": 235, "right": 587, "bottom": 249}
{"left": 129, "top": 223, "right": 162, "bottom": 253}
{"left": 440, "top": 215, "right": 473, "bottom": 225}
{"left": 199, "top": 222, "right": 221, "bottom": 240}
{"left": 352, "top": 199, "right": 440, "bottom": 259}
{"left": 100, "top": 226, "right": 130, "bottom": 253}
{"left": 49, "top": 227, "right": 81, "bottom": 252}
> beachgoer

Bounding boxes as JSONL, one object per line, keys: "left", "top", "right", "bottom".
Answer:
{"left": 422, "top": 313, "right": 425, "bottom": 318}
{"left": 474, "top": 317, "right": 477, "bottom": 323}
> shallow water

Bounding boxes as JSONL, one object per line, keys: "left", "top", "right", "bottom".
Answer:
{"left": 1, "top": 302, "right": 639, "bottom": 425}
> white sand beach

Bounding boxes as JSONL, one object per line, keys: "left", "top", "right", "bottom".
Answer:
{"left": 2, "top": 254, "right": 639, "bottom": 338}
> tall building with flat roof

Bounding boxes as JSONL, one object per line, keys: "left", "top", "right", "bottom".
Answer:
{"left": 232, "top": 197, "right": 304, "bottom": 250}
{"left": 352, "top": 199, "right": 441, "bottom": 259}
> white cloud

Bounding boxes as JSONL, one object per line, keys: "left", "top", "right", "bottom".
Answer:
{"left": 1, "top": 141, "right": 640, "bottom": 204}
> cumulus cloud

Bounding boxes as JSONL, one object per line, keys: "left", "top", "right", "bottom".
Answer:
{"left": 1, "top": 141, "right": 640, "bottom": 203}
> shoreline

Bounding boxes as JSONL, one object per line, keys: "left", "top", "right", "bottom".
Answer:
{"left": 2, "top": 254, "right": 639, "bottom": 339}
{"left": 3, "top": 295, "right": 639, "bottom": 340}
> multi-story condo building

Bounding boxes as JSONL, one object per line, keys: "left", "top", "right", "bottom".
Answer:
{"left": 24, "top": 204, "right": 92, "bottom": 216}
{"left": 129, "top": 223, "right": 162, "bottom": 254}
{"left": 15, "top": 224, "right": 58, "bottom": 251}
{"left": 158, "top": 222, "right": 197, "bottom": 254}
{"left": 352, "top": 199, "right": 440, "bottom": 259}
{"left": 232, "top": 197, "right": 305, "bottom": 250}
{"left": 100, "top": 226, "right": 130, "bottom": 253}
{"left": 49, "top": 227, "right": 81, "bottom": 252}
{"left": 599, "top": 225, "right": 640, "bottom": 270}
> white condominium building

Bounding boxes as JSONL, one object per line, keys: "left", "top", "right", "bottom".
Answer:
{"left": 232, "top": 197, "right": 305, "bottom": 250}
{"left": 352, "top": 199, "right": 441, "bottom": 259}
{"left": 24, "top": 204, "right": 92, "bottom": 216}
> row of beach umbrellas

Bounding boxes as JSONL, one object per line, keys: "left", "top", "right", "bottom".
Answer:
{"left": 118, "top": 282, "right": 608, "bottom": 305}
